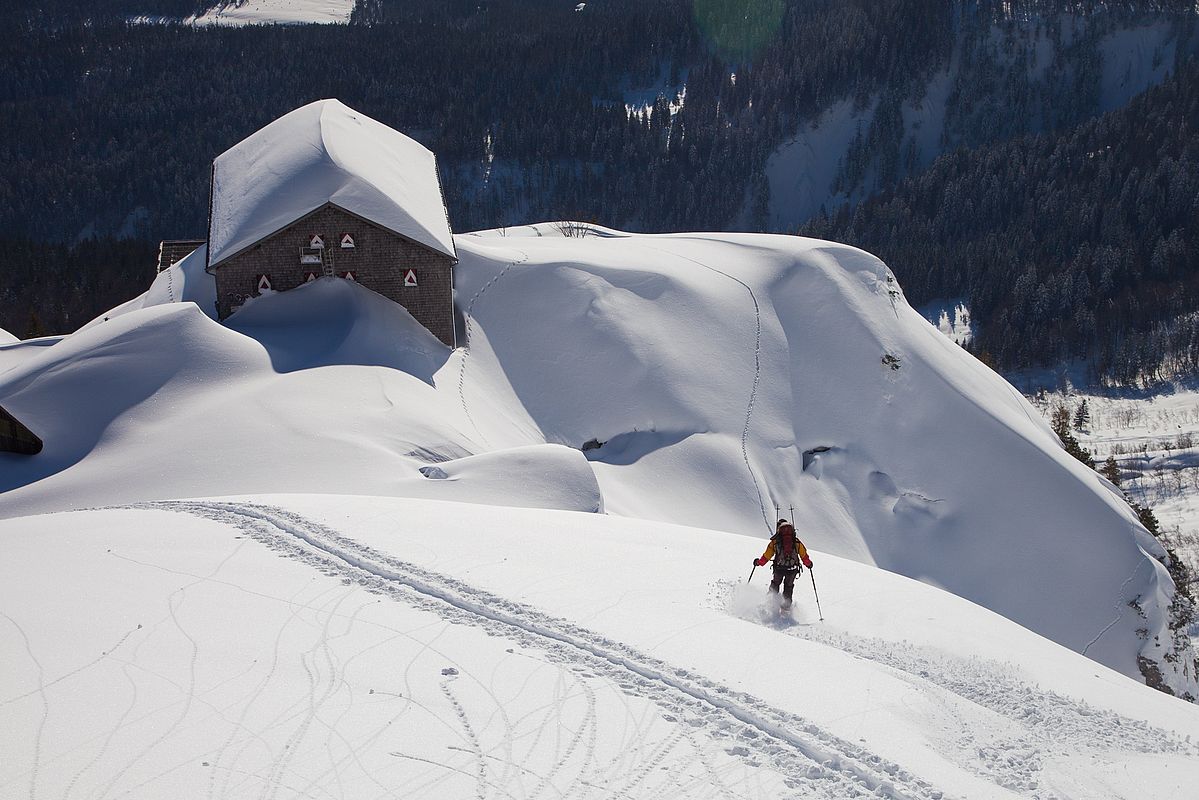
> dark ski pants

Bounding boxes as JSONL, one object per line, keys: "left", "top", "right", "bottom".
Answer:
{"left": 769, "top": 566, "right": 799, "bottom": 607}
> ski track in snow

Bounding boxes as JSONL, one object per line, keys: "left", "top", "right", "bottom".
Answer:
{"left": 1, "top": 612, "right": 49, "bottom": 800}
{"left": 710, "top": 579, "right": 1198, "bottom": 797}
{"left": 1081, "top": 559, "right": 1144, "bottom": 657}
{"left": 143, "top": 500, "right": 947, "bottom": 800}
{"left": 87, "top": 543, "right": 244, "bottom": 800}
{"left": 643, "top": 244, "right": 772, "bottom": 532}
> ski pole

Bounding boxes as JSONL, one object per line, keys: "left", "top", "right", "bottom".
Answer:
{"left": 748, "top": 562, "right": 758, "bottom": 583}
{"left": 809, "top": 568, "right": 824, "bottom": 621}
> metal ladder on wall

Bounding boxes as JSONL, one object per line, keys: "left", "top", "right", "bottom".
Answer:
{"left": 321, "top": 245, "right": 335, "bottom": 277}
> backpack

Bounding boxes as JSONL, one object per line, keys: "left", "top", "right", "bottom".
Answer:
{"left": 774, "top": 524, "right": 801, "bottom": 569}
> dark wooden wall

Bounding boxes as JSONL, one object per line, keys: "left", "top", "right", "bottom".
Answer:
{"left": 212, "top": 204, "right": 456, "bottom": 347}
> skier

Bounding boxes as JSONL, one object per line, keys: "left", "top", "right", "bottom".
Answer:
{"left": 753, "top": 519, "right": 813, "bottom": 611}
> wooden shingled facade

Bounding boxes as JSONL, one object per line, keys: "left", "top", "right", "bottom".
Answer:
{"left": 157, "top": 239, "right": 205, "bottom": 272}
{"left": 209, "top": 204, "right": 456, "bottom": 346}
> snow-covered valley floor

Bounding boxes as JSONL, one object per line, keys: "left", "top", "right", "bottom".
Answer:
{"left": 1028, "top": 386, "right": 1199, "bottom": 594}
{"left": 187, "top": 0, "right": 354, "bottom": 26}
{"left": 4, "top": 497, "right": 1199, "bottom": 800}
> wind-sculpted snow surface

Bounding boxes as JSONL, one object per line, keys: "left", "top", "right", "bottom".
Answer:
{"left": 0, "top": 227, "right": 1191, "bottom": 695}
{"left": 3, "top": 499, "right": 1198, "bottom": 799}
{"left": 163, "top": 500, "right": 946, "bottom": 799}
{"left": 451, "top": 229, "right": 1191, "bottom": 694}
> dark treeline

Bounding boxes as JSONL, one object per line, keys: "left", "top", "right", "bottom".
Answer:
{"left": 0, "top": 0, "right": 958, "bottom": 244}
{"left": 804, "top": 60, "right": 1199, "bottom": 385}
{"left": 3, "top": 0, "right": 209, "bottom": 24}
{"left": 0, "top": 237, "right": 156, "bottom": 336}
{"left": 1, "top": 0, "right": 1196, "bottom": 370}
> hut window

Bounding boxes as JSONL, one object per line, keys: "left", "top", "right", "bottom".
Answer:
{"left": 340, "top": 233, "right": 355, "bottom": 249}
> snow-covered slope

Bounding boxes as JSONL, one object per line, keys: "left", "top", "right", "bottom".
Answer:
{"left": 3, "top": 498, "right": 1198, "bottom": 799}
{"left": 1, "top": 228, "right": 1189, "bottom": 693}
{"left": 188, "top": 0, "right": 353, "bottom": 26}
{"left": 2, "top": 226, "right": 1198, "bottom": 796}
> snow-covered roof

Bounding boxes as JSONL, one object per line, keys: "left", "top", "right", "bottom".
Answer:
{"left": 207, "top": 99, "right": 456, "bottom": 268}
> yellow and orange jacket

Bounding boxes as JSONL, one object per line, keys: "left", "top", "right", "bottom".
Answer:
{"left": 759, "top": 525, "right": 812, "bottom": 570}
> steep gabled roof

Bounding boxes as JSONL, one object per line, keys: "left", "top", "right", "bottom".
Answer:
{"left": 207, "top": 99, "right": 456, "bottom": 268}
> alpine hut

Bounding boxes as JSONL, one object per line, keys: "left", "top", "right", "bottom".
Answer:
{"left": 205, "top": 99, "right": 458, "bottom": 346}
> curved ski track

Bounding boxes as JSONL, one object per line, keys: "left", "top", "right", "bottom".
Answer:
{"left": 643, "top": 243, "right": 772, "bottom": 532}
{"left": 146, "top": 500, "right": 944, "bottom": 800}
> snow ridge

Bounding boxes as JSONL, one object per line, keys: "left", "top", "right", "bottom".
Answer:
{"left": 151, "top": 500, "right": 945, "bottom": 799}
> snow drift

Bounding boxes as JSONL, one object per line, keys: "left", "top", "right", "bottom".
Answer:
{"left": 0, "top": 226, "right": 1191, "bottom": 698}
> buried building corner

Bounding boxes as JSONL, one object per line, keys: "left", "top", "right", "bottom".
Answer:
{"left": 0, "top": 405, "right": 43, "bottom": 455}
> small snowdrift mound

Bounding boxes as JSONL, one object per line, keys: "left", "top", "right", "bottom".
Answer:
{"left": 0, "top": 328, "right": 16, "bottom": 344}
{"left": 0, "top": 302, "right": 476, "bottom": 518}
{"left": 402, "top": 443, "right": 602, "bottom": 512}
{"left": 226, "top": 277, "right": 449, "bottom": 379}
{"left": 78, "top": 243, "right": 217, "bottom": 329}
{"left": 0, "top": 304, "right": 268, "bottom": 496}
